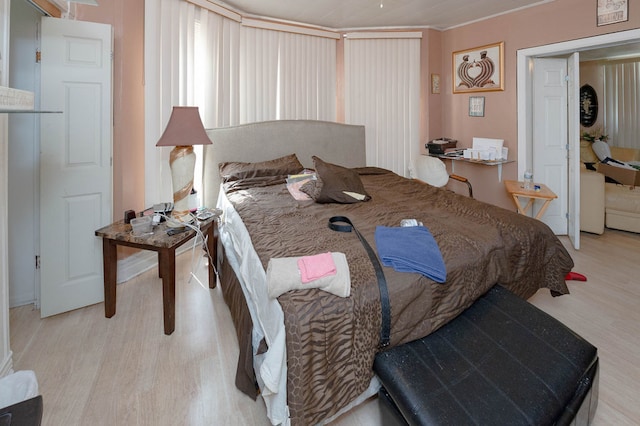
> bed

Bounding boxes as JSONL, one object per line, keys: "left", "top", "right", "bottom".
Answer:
{"left": 201, "top": 120, "right": 573, "bottom": 426}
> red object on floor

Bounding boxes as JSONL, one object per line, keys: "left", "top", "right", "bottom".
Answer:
{"left": 565, "top": 272, "right": 587, "bottom": 281}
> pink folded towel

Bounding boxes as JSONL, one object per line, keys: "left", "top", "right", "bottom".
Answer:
{"left": 266, "top": 252, "right": 350, "bottom": 298}
{"left": 297, "top": 252, "right": 336, "bottom": 283}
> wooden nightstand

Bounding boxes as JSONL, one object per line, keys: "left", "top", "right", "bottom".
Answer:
{"left": 95, "top": 215, "right": 218, "bottom": 335}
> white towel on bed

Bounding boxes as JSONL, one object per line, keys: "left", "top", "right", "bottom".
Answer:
{"left": 266, "top": 252, "right": 351, "bottom": 298}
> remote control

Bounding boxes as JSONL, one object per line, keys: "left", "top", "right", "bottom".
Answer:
{"left": 166, "top": 227, "right": 188, "bottom": 236}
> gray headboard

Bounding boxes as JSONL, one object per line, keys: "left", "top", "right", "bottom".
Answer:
{"left": 202, "top": 120, "right": 366, "bottom": 207}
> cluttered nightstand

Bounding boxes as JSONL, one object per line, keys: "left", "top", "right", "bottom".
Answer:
{"left": 95, "top": 213, "right": 218, "bottom": 335}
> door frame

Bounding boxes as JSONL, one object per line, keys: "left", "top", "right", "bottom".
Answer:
{"left": 8, "top": 0, "right": 45, "bottom": 308}
{"left": 517, "top": 28, "right": 640, "bottom": 247}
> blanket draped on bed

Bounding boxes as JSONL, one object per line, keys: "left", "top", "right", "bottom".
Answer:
{"left": 222, "top": 167, "right": 573, "bottom": 426}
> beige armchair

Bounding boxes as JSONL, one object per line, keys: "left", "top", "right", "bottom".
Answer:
{"left": 605, "top": 183, "right": 640, "bottom": 233}
{"left": 580, "top": 165, "right": 605, "bottom": 234}
{"left": 580, "top": 141, "right": 640, "bottom": 234}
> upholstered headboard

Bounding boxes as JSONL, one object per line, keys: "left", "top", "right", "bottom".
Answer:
{"left": 202, "top": 120, "right": 366, "bottom": 207}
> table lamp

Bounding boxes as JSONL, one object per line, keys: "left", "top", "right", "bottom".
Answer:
{"left": 156, "top": 106, "right": 211, "bottom": 225}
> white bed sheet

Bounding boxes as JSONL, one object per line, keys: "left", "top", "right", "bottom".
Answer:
{"left": 217, "top": 188, "right": 289, "bottom": 425}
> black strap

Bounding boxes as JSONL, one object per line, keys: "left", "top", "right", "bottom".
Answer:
{"left": 329, "top": 216, "right": 390, "bottom": 349}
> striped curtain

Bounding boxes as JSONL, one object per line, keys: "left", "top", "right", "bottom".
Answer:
{"left": 240, "top": 26, "right": 336, "bottom": 123}
{"left": 603, "top": 60, "right": 640, "bottom": 149}
{"left": 344, "top": 33, "right": 421, "bottom": 176}
{"left": 144, "top": 0, "right": 240, "bottom": 204}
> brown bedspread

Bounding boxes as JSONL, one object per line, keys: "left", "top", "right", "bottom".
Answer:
{"left": 223, "top": 167, "right": 573, "bottom": 425}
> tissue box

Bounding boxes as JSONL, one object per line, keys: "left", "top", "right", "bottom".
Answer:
{"left": 426, "top": 138, "right": 457, "bottom": 155}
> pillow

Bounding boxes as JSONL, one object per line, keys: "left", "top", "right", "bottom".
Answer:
{"left": 219, "top": 154, "right": 303, "bottom": 182}
{"left": 301, "top": 156, "right": 371, "bottom": 203}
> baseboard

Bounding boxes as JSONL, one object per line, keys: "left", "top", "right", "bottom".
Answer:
{"left": 116, "top": 250, "right": 157, "bottom": 284}
{"left": 116, "top": 241, "right": 199, "bottom": 284}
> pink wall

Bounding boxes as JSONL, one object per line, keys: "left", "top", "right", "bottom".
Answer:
{"left": 421, "top": 29, "right": 442, "bottom": 148}
{"left": 437, "top": 0, "right": 640, "bottom": 208}
{"left": 77, "top": 0, "right": 640, "bottom": 221}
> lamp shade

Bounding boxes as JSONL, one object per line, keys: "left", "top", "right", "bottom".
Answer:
{"left": 156, "top": 106, "right": 212, "bottom": 147}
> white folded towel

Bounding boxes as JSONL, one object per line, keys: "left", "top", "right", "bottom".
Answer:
{"left": 266, "top": 252, "right": 351, "bottom": 298}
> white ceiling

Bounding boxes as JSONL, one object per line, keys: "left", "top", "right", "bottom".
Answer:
{"left": 218, "top": 0, "right": 640, "bottom": 60}
{"left": 218, "top": 0, "right": 553, "bottom": 30}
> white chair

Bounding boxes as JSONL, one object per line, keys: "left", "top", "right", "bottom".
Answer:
{"left": 414, "top": 155, "right": 473, "bottom": 197}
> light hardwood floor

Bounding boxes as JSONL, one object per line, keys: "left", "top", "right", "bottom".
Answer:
{"left": 9, "top": 229, "right": 640, "bottom": 425}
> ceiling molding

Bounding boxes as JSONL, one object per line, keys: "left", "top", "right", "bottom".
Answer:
{"left": 186, "top": 0, "right": 242, "bottom": 22}
{"left": 241, "top": 18, "right": 340, "bottom": 39}
{"left": 344, "top": 31, "right": 423, "bottom": 40}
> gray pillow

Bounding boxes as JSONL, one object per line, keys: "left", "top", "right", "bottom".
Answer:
{"left": 301, "top": 156, "right": 371, "bottom": 203}
{"left": 219, "top": 154, "right": 303, "bottom": 182}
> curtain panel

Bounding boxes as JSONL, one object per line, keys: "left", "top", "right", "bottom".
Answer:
{"left": 240, "top": 26, "right": 337, "bottom": 123}
{"left": 144, "top": 0, "right": 240, "bottom": 205}
{"left": 145, "top": 1, "right": 337, "bottom": 205}
{"left": 603, "top": 60, "right": 640, "bottom": 150}
{"left": 344, "top": 34, "right": 421, "bottom": 177}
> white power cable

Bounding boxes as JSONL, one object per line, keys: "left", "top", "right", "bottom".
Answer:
{"left": 155, "top": 212, "right": 218, "bottom": 287}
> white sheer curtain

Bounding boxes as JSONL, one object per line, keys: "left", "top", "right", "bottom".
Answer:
{"left": 603, "top": 60, "right": 640, "bottom": 149}
{"left": 240, "top": 26, "right": 337, "bottom": 123}
{"left": 144, "top": 0, "right": 240, "bottom": 205}
{"left": 145, "top": 1, "right": 337, "bottom": 205}
{"left": 344, "top": 33, "right": 421, "bottom": 176}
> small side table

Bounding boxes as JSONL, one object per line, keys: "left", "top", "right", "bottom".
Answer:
{"left": 504, "top": 180, "right": 557, "bottom": 220}
{"left": 95, "top": 215, "right": 218, "bottom": 335}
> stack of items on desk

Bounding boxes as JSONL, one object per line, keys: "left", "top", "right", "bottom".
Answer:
{"left": 463, "top": 137, "right": 507, "bottom": 161}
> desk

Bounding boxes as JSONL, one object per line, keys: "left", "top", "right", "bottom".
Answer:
{"left": 95, "top": 216, "right": 217, "bottom": 335}
{"left": 430, "top": 154, "right": 514, "bottom": 182}
{"left": 504, "top": 180, "right": 557, "bottom": 220}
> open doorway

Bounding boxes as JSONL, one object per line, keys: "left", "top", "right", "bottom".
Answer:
{"left": 517, "top": 28, "right": 640, "bottom": 250}
{"left": 8, "top": 0, "right": 43, "bottom": 308}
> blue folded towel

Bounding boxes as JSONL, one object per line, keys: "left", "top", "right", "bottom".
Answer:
{"left": 374, "top": 225, "right": 446, "bottom": 283}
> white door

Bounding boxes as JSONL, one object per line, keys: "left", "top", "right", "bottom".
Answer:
{"left": 567, "top": 52, "right": 580, "bottom": 250}
{"left": 532, "top": 58, "right": 568, "bottom": 234}
{"left": 39, "top": 17, "right": 112, "bottom": 317}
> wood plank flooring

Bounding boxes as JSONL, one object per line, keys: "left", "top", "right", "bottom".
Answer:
{"left": 10, "top": 229, "right": 640, "bottom": 425}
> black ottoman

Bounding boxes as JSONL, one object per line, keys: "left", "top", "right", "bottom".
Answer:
{"left": 374, "top": 285, "right": 599, "bottom": 426}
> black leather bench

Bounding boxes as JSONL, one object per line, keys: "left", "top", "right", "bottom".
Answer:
{"left": 374, "top": 285, "right": 599, "bottom": 426}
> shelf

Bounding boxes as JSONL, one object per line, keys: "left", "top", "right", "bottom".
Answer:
{"left": 0, "top": 110, "right": 63, "bottom": 114}
{"left": 429, "top": 154, "right": 514, "bottom": 182}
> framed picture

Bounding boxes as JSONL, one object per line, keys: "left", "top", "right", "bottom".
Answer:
{"left": 469, "top": 96, "right": 485, "bottom": 117}
{"left": 597, "top": 0, "right": 628, "bottom": 26}
{"left": 452, "top": 42, "right": 504, "bottom": 94}
{"left": 431, "top": 74, "right": 440, "bottom": 94}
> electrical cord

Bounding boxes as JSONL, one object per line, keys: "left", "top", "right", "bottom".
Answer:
{"left": 155, "top": 211, "right": 219, "bottom": 285}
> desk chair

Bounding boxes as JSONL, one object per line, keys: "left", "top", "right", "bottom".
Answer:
{"left": 414, "top": 155, "right": 473, "bottom": 198}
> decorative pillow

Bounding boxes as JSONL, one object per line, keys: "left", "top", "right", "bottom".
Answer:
{"left": 301, "top": 156, "right": 371, "bottom": 203}
{"left": 219, "top": 153, "right": 303, "bottom": 182}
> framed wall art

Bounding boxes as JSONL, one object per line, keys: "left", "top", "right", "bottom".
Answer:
{"left": 597, "top": 0, "right": 628, "bottom": 26}
{"left": 431, "top": 73, "right": 440, "bottom": 94}
{"left": 452, "top": 42, "right": 504, "bottom": 94}
{"left": 469, "top": 96, "right": 485, "bottom": 117}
